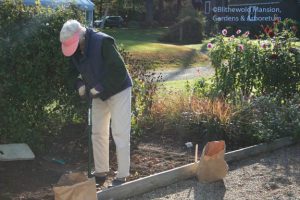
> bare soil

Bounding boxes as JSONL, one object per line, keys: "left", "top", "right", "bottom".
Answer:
{"left": 0, "top": 124, "right": 199, "bottom": 200}
{"left": 2, "top": 123, "right": 296, "bottom": 200}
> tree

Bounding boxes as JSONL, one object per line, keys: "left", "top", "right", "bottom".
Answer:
{"left": 176, "top": 0, "right": 182, "bottom": 16}
{"left": 145, "top": 0, "right": 154, "bottom": 24}
{"left": 157, "top": 0, "right": 164, "bottom": 23}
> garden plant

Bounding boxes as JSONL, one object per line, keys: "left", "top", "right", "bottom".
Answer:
{"left": 0, "top": 0, "right": 159, "bottom": 151}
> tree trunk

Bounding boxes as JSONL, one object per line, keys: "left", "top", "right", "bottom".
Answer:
{"left": 145, "top": 0, "right": 154, "bottom": 24}
{"left": 176, "top": 0, "right": 182, "bottom": 16}
{"left": 157, "top": 0, "right": 164, "bottom": 23}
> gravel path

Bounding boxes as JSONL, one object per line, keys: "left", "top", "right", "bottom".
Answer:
{"left": 128, "top": 144, "right": 300, "bottom": 200}
{"left": 150, "top": 66, "right": 215, "bottom": 81}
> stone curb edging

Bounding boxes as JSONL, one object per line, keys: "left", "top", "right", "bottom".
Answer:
{"left": 224, "top": 137, "right": 294, "bottom": 162}
{"left": 97, "top": 137, "right": 296, "bottom": 200}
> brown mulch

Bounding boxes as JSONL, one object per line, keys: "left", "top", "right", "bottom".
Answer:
{"left": 0, "top": 124, "right": 195, "bottom": 200}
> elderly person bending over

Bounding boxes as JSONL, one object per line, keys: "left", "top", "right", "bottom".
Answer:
{"left": 60, "top": 20, "right": 132, "bottom": 187}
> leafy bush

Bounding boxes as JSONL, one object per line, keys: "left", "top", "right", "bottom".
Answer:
{"left": 227, "top": 93, "right": 300, "bottom": 148}
{"left": 208, "top": 18, "right": 300, "bottom": 102}
{"left": 0, "top": 0, "right": 86, "bottom": 150}
{"left": 119, "top": 49, "right": 160, "bottom": 137}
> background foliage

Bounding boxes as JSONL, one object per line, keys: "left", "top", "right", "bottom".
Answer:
{"left": 159, "top": 1, "right": 206, "bottom": 44}
{"left": 0, "top": 0, "right": 158, "bottom": 151}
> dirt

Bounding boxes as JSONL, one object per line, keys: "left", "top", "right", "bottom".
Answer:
{"left": 0, "top": 124, "right": 197, "bottom": 200}
{"left": 2, "top": 123, "right": 296, "bottom": 200}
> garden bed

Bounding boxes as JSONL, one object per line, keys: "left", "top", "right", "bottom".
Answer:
{"left": 1, "top": 122, "right": 296, "bottom": 200}
{"left": 0, "top": 124, "right": 202, "bottom": 200}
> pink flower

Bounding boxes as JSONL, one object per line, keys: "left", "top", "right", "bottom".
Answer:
{"left": 207, "top": 43, "right": 213, "bottom": 49}
{"left": 236, "top": 29, "right": 242, "bottom": 34}
{"left": 243, "top": 31, "right": 250, "bottom": 37}
{"left": 291, "top": 25, "right": 298, "bottom": 33}
{"left": 238, "top": 44, "right": 244, "bottom": 51}
{"left": 261, "top": 42, "right": 267, "bottom": 49}
{"left": 222, "top": 29, "right": 227, "bottom": 36}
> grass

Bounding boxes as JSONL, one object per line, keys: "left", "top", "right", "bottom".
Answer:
{"left": 157, "top": 78, "right": 214, "bottom": 97}
{"left": 160, "top": 79, "right": 198, "bottom": 91}
{"left": 102, "top": 28, "right": 166, "bottom": 50}
{"left": 101, "top": 28, "right": 209, "bottom": 70}
{"left": 151, "top": 87, "right": 232, "bottom": 131}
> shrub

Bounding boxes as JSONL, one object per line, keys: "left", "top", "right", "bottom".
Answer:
{"left": 227, "top": 93, "right": 300, "bottom": 148}
{"left": 208, "top": 18, "right": 300, "bottom": 102}
{"left": 119, "top": 49, "right": 160, "bottom": 137}
{"left": 151, "top": 87, "right": 232, "bottom": 144}
{"left": 0, "top": 0, "right": 87, "bottom": 150}
{"left": 159, "top": 16, "right": 204, "bottom": 44}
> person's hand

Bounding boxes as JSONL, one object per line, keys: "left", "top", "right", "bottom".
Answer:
{"left": 76, "top": 75, "right": 86, "bottom": 99}
{"left": 78, "top": 85, "right": 86, "bottom": 98}
{"left": 90, "top": 88, "right": 100, "bottom": 98}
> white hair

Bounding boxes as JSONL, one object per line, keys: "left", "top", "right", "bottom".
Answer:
{"left": 60, "top": 19, "right": 86, "bottom": 42}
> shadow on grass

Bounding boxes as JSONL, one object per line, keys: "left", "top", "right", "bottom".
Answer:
{"left": 181, "top": 49, "right": 197, "bottom": 68}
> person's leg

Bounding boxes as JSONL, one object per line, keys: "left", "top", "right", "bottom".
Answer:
{"left": 92, "top": 98, "right": 111, "bottom": 175}
{"left": 108, "top": 87, "right": 131, "bottom": 179}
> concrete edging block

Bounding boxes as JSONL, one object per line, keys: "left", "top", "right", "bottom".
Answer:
{"left": 224, "top": 137, "right": 295, "bottom": 162}
{"left": 97, "top": 137, "right": 296, "bottom": 200}
{"left": 98, "top": 162, "right": 197, "bottom": 200}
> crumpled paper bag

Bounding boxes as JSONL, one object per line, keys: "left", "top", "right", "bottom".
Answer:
{"left": 196, "top": 140, "right": 228, "bottom": 183}
{"left": 53, "top": 172, "right": 97, "bottom": 200}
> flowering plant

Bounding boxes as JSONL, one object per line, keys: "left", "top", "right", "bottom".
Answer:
{"left": 208, "top": 18, "right": 300, "bottom": 102}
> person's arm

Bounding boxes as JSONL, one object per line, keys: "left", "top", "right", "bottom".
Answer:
{"left": 67, "top": 59, "right": 87, "bottom": 98}
{"left": 89, "top": 38, "right": 127, "bottom": 97}
{"left": 76, "top": 74, "right": 86, "bottom": 98}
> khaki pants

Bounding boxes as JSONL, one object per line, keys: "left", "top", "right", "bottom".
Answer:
{"left": 92, "top": 87, "right": 131, "bottom": 178}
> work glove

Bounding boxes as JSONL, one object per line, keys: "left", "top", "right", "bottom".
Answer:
{"left": 90, "top": 88, "right": 101, "bottom": 98}
{"left": 89, "top": 83, "right": 103, "bottom": 98}
{"left": 78, "top": 85, "right": 86, "bottom": 97}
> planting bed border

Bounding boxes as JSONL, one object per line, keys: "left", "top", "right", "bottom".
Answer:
{"left": 97, "top": 137, "right": 296, "bottom": 200}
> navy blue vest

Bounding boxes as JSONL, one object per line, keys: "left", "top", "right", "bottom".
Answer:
{"left": 71, "top": 29, "right": 132, "bottom": 100}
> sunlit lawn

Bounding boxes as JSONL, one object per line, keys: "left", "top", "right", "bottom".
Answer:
{"left": 161, "top": 79, "right": 196, "bottom": 91}
{"left": 100, "top": 27, "right": 299, "bottom": 70}
{"left": 101, "top": 28, "right": 209, "bottom": 70}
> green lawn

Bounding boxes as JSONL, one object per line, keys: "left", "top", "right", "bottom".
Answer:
{"left": 102, "top": 28, "right": 166, "bottom": 51}
{"left": 101, "top": 28, "right": 209, "bottom": 70}
{"left": 161, "top": 79, "right": 197, "bottom": 91}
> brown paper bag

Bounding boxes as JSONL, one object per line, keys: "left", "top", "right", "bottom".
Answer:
{"left": 53, "top": 172, "right": 97, "bottom": 200}
{"left": 196, "top": 140, "right": 228, "bottom": 183}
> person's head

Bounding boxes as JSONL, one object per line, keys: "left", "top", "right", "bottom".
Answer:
{"left": 60, "top": 19, "right": 86, "bottom": 57}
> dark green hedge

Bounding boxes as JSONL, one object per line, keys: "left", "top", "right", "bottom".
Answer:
{"left": 0, "top": 1, "right": 159, "bottom": 151}
{"left": 0, "top": 0, "right": 86, "bottom": 150}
